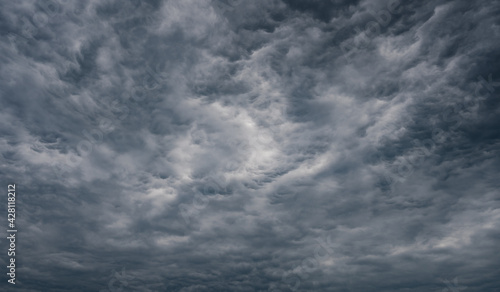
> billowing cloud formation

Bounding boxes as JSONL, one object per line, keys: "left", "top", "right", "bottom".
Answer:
{"left": 1, "top": 0, "right": 499, "bottom": 291}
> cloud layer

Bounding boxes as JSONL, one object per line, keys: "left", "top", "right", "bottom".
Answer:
{"left": 1, "top": 0, "right": 499, "bottom": 291}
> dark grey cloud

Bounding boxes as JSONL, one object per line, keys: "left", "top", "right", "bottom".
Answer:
{"left": 1, "top": 0, "right": 500, "bottom": 291}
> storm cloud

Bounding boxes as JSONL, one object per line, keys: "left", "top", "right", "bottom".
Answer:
{"left": 0, "top": 0, "right": 499, "bottom": 291}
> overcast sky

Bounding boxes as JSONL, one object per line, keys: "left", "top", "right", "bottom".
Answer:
{"left": 1, "top": 0, "right": 500, "bottom": 291}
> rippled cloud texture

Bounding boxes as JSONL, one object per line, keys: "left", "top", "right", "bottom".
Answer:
{"left": 1, "top": 0, "right": 500, "bottom": 291}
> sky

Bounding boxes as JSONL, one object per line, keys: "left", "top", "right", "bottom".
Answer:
{"left": 0, "top": 0, "right": 500, "bottom": 291}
